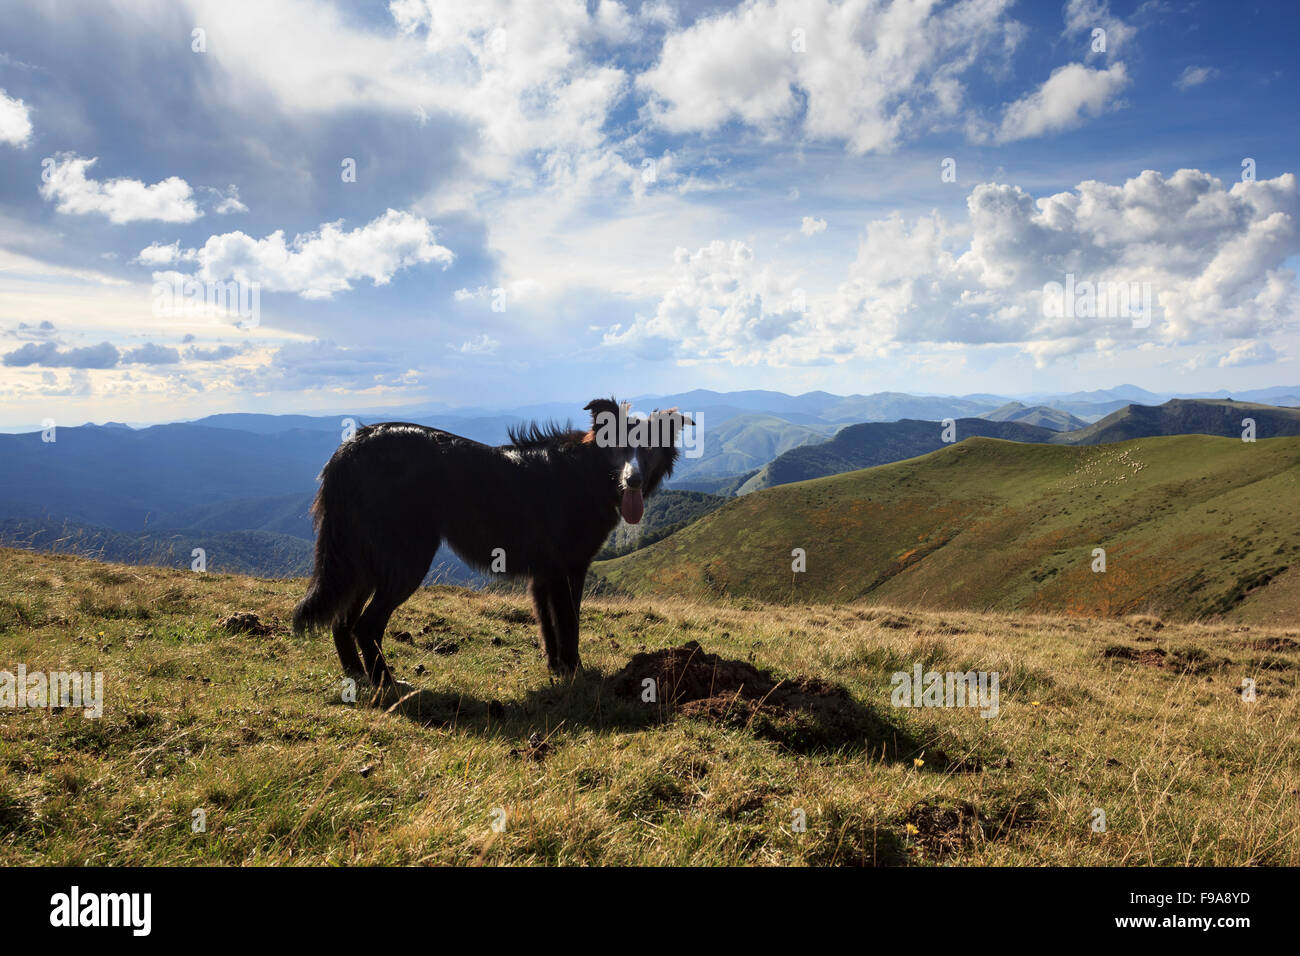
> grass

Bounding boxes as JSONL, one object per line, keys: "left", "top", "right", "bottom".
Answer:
{"left": 1, "top": 545, "right": 1298, "bottom": 865}
{"left": 596, "top": 434, "right": 1300, "bottom": 623}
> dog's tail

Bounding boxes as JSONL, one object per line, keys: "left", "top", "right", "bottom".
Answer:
{"left": 292, "top": 471, "right": 361, "bottom": 634}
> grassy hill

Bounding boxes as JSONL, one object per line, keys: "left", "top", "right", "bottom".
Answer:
{"left": 738, "top": 418, "right": 1056, "bottom": 494}
{"left": 596, "top": 434, "right": 1300, "bottom": 623}
{"left": 2, "top": 546, "right": 1296, "bottom": 866}
{"left": 737, "top": 399, "right": 1300, "bottom": 495}
{"left": 1047, "top": 398, "right": 1300, "bottom": 445}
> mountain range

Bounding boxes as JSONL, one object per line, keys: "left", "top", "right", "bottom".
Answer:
{"left": 2, "top": 387, "right": 1297, "bottom": 590}
{"left": 595, "top": 433, "right": 1300, "bottom": 624}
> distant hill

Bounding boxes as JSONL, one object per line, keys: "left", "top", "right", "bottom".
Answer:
{"left": 738, "top": 400, "right": 1300, "bottom": 494}
{"left": 595, "top": 434, "right": 1300, "bottom": 623}
{"left": 0, "top": 517, "right": 314, "bottom": 577}
{"left": 154, "top": 491, "right": 317, "bottom": 539}
{"left": 638, "top": 388, "right": 999, "bottom": 423}
{"left": 0, "top": 515, "right": 492, "bottom": 586}
{"left": 1048, "top": 398, "right": 1300, "bottom": 445}
{"left": 737, "top": 418, "right": 1057, "bottom": 494}
{"left": 980, "top": 402, "right": 1088, "bottom": 432}
{"left": 0, "top": 423, "right": 341, "bottom": 531}
{"left": 670, "top": 414, "right": 837, "bottom": 483}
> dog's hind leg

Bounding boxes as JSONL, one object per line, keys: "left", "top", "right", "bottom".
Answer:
{"left": 354, "top": 592, "right": 401, "bottom": 690}
{"left": 332, "top": 591, "right": 369, "bottom": 679}
{"left": 353, "top": 546, "right": 436, "bottom": 692}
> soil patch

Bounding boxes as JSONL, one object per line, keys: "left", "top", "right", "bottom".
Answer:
{"left": 217, "top": 612, "right": 271, "bottom": 636}
{"left": 607, "top": 640, "right": 953, "bottom": 762}
{"left": 903, "top": 797, "right": 1038, "bottom": 858}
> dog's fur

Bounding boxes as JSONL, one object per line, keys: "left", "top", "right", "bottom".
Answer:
{"left": 292, "top": 398, "right": 690, "bottom": 686}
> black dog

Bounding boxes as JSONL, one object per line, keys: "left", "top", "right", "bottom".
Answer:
{"left": 293, "top": 399, "right": 691, "bottom": 688}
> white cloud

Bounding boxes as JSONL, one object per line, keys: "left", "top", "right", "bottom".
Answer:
{"left": 605, "top": 170, "right": 1300, "bottom": 368}
{"left": 39, "top": 154, "right": 203, "bottom": 224}
{"left": 1063, "top": 0, "right": 1136, "bottom": 60}
{"left": 994, "top": 62, "right": 1129, "bottom": 142}
{"left": 454, "top": 333, "right": 500, "bottom": 354}
{"left": 1218, "top": 340, "right": 1279, "bottom": 367}
{"left": 0, "top": 88, "right": 33, "bottom": 147}
{"left": 602, "top": 239, "right": 807, "bottom": 364}
{"left": 187, "top": 0, "right": 635, "bottom": 204}
{"left": 638, "top": 0, "right": 1023, "bottom": 154}
{"left": 800, "top": 216, "right": 827, "bottom": 236}
{"left": 212, "top": 185, "right": 248, "bottom": 214}
{"left": 135, "top": 241, "right": 196, "bottom": 267}
{"left": 158, "top": 209, "right": 454, "bottom": 299}
{"left": 1175, "top": 66, "right": 1218, "bottom": 91}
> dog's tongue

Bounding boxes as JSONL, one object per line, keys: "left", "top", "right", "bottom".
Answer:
{"left": 620, "top": 488, "right": 644, "bottom": 524}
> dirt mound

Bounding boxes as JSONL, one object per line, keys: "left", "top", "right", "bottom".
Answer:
{"left": 1102, "top": 644, "right": 1168, "bottom": 667}
{"left": 1102, "top": 644, "right": 1229, "bottom": 675}
{"left": 217, "top": 612, "right": 271, "bottom": 636}
{"left": 1239, "top": 636, "right": 1300, "bottom": 652}
{"left": 607, "top": 641, "right": 931, "bottom": 759}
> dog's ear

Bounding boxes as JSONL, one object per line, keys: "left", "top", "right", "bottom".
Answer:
{"left": 583, "top": 398, "right": 620, "bottom": 431}
{"left": 652, "top": 406, "right": 694, "bottom": 437}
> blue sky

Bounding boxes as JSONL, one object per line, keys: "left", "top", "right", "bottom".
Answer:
{"left": 0, "top": 0, "right": 1296, "bottom": 425}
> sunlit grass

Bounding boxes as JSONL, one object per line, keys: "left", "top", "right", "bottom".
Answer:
{"left": 1, "top": 546, "right": 1297, "bottom": 865}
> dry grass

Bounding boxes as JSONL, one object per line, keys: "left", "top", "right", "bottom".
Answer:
{"left": 1, "top": 546, "right": 1297, "bottom": 865}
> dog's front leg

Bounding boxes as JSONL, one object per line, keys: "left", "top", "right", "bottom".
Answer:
{"left": 529, "top": 577, "right": 563, "bottom": 671}
{"left": 548, "top": 573, "right": 582, "bottom": 675}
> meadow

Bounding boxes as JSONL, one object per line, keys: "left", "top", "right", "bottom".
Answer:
{"left": 1, "top": 546, "right": 1296, "bottom": 865}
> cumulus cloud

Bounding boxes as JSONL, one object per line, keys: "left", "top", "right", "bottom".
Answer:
{"left": 800, "top": 216, "right": 827, "bottom": 236}
{"left": 638, "top": 0, "right": 1023, "bottom": 154}
{"left": 0, "top": 88, "right": 33, "bottom": 146}
{"left": 149, "top": 209, "right": 454, "bottom": 299}
{"left": 135, "top": 241, "right": 195, "bottom": 266}
{"left": 606, "top": 169, "right": 1300, "bottom": 367}
{"left": 1218, "top": 341, "right": 1279, "bottom": 367}
{"left": 1063, "top": 0, "right": 1136, "bottom": 60}
{"left": 227, "top": 339, "right": 414, "bottom": 391}
{"left": 993, "top": 62, "right": 1129, "bottom": 142}
{"left": 602, "top": 239, "right": 806, "bottom": 363}
{"left": 121, "top": 343, "right": 181, "bottom": 365}
{"left": 187, "top": 343, "right": 246, "bottom": 362}
{"left": 1175, "top": 66, "right": 1218, "bottom": 91}
{"left": 211, "top": 185, "right": 248, "bottom": 214}
{"left": 39, "top": 154, "right": 203, "bottom": 223}
{"left": 3, "top": 341, "right": 120, "bottom": 368}
{"left": 9, "top": 320, "right": 57, "bottom": 341}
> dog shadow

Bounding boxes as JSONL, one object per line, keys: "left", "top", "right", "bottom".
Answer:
{"left": 371, "top": 667, "right": 976, "bottom": 772}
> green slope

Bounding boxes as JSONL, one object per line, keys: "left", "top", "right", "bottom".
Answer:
{"left": 737, "top": 417, "right": 1055, "bottom": 493}
{"left": 1049, "top": 398, "right": 1300, "bottom": 445}
{"left": 596, "top": 489, "right": 726, "bottom": 559}
{"left": 738, "top": 399, "right": 1300, "bottom": 495}
{"left": 594, "top": 434, "right": 1300, "bottom": 621}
